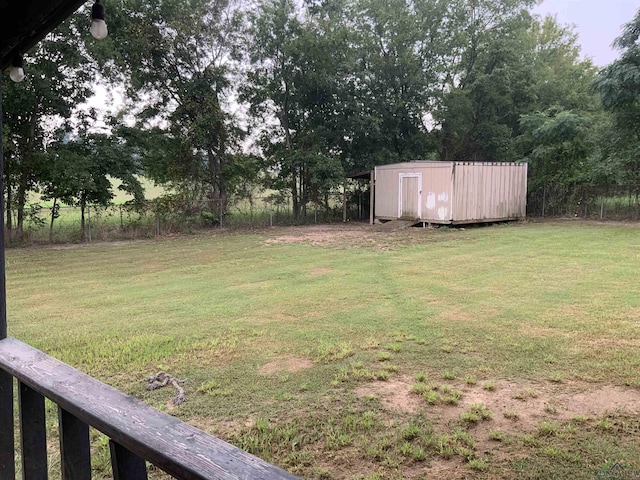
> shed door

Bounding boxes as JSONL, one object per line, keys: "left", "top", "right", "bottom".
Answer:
{"left": 399, "top": 174, "right": 421, "bottom": 219}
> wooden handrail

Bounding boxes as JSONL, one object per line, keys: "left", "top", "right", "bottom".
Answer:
{"left": 0, "top": 337, "right": 300, "bottom": 480}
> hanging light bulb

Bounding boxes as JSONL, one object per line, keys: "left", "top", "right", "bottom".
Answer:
{"left": 90, "top": 0, "right": 108, "bottom": 40}
{"left": 9, "top": 56, "right": 25, "bottom": 83}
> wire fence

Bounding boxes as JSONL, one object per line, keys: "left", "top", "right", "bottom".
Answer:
{"left": 7, "top": 183, "right": 639, "bottom": 244}
{"left": 527, "top": 185, "right": 640, "bottom": 220}
{"left": 7, "top": 192, "right": 373, "bottom": 244}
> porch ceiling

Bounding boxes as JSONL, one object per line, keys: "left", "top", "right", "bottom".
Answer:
{"left": 0, "top": 0, "right": 86, "bottom": 69}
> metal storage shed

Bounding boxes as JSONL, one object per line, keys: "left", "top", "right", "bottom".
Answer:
{"left": 374, "top": 161, "right": 527, "bottom": 225}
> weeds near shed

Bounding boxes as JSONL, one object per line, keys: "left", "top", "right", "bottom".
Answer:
{"left": 460, "top": 404, "right": 493, "bottom": 425}
{"left": 514, "top": 388, "right": 538, "bottom": 400}
{"left": 377, "top": 352, "right": 392, "bottom": 362}
{"left": 482, "top": 381, "right": 497, "bottom": 391}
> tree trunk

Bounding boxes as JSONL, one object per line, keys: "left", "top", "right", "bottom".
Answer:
{"left": 206, "top": 91, "right": 227, "bottom": 227}
{"left": 5, "top": 176, "right": 12, "bottom": 239}
{"left": 80, "top": 194, "right": 86, "bottom": 242}
{"left": 290, "top": 165, "right": 299, "bottom": 221}
{"left": 16, "top": 176, "right": 27, "bottom": 239}
{"left": 49, "top": 197, "right": 58, "bottom": 243}
{"left": 300, "top": 164, "right": 307, "bottom": 219}
{"left": 207, "top": 147, "right": 220, "bottom": 220}
{"left": 276, "top": 81, "right": 300, "bottom": 221}
{"left": 217, "top": 151, "right": 226, "bottom": 228}
{"left": 15, "top": 101, "right": 39, "bottom": 241}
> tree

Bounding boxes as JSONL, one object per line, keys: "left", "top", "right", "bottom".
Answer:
{"left": 594, "top": 8, "right": 640, "bottom": 189}
{"left": 100, "top": 0, "right": 243, "bottom": 221}
{"left": 241, "top": 0, "right": 348, "bottom": 219}
{"left": 517, "top": 15, "right": 601, "bottom": 197}
{"left": 2, "top": 14, "right": 94, "bottom": 240}
{"left": 434, "top": 1, "right": 537, "bottom": 162}
{"left": 40, "top": 127, "right": 143, "bottom": 242}
{"left": 342, "top": 0, "right": 439, "bottom": 167}
{"left": 519, "top": 110, "right": 593, "bottom": 192}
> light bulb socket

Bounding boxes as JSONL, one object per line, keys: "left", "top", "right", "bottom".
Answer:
{"left": 9, "top": 56, "right": 25, "bottom": 83}
{"left": 91, "top": 0, "right": 105, "bottom": 21}
{"left": 90, "top": 0, "right": 108, "bottom": 39}
{"left": 11, "top": 56, "right": 23, "bottom": 69}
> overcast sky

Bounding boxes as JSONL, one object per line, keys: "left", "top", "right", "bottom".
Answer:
{"left": 532, "top": 0, "right": 639, "bottom": 67}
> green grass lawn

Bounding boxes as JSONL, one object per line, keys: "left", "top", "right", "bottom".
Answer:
{"left": 6, "top": 221, "right": 640, "bottom": 479}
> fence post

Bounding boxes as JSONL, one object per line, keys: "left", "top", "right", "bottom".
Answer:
{"left": 542, "top": 187, "right": 546, "bottom": 217}
{"left": 87, "top": 207, "right": 92, "bottom": 243}
{"left": 600, "top": 196, "right": 604, "bottom": 220}
{"left": 120, "top": 206, "right": 124, "bottom": 230}
{"left": 342, "top": 181, "right": 347, "bottom": 223}
{"left": 370, "top": 170, "right": 375, "bottom": 225}
{"left": 269, "top": 201, "right": 273, "bottom": 227}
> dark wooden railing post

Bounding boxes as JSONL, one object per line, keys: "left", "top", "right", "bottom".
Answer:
{"left": 0, "top": 370, "right": 14, "bottom": 480}
{"left": 109, "top": 441, "right": 147, "bottom": 480}
{"left": 59, "top": 408, "right": 91, "bottom": 480}
{"left": 0, "top": 73, "right": 16, "bottom": 480}
{"left": 19, "top": 382, "right": 48, "bottom": 480}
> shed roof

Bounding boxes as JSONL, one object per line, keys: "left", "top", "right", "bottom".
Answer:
{"left": 0, "top": 0, "right": 86, "bottom": 69}
{"left": 345, "top": 170, "right": 372, "bottom": 180}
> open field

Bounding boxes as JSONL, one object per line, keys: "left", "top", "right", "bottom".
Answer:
{"left": 6, "top": 220, "right": 640, "bottom": 479}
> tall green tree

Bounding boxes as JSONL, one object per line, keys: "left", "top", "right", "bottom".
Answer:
{"left": 343, "top": 0, "right": 439, "bottom": 167}
{"left": 101, "top": 0, "right": 243, "bottom": 220}
{"left": 594, "top": 8, "right": 640, "bottom": 189}
{"left": 518, "top": 15, "right": 601, "bottom": 199}
{"left": 241, "top": 0, "right": 347, "bottom": 218}
{"left": 39, "top": 116, "right": 143, "bottom": 242}
{"left": 434, "top": 1, "right": 537, "bottom": 161}
{"left": 2, "top": 14, "right": 94, "bottom": 240}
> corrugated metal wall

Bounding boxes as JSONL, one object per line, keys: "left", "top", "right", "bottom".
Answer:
{"left": 451, "top": 162, "right": 527, "bottom": 222}
{"left": 374, "top": 161, "right": 527, "bottom": 224}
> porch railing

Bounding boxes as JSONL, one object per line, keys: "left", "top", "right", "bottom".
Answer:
{"left": 0, "top": 337, "right": 300, "bottom": 480}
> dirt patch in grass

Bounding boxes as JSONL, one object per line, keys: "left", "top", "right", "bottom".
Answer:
{"left": 439, "top": 309, "right": 477, "bottom": 323}
{"left": 559, "top": 385, "right": 640, "bottom": 416}
{"left": 356, "top": 377, "right": 640, "bottom": 434}
{"left": 263, "top": 223, "right": 465, "bottom": 249}
{"left": 309, "top": 268, "right": 333, "bottom": 275}
{"left": 186, "top": 417, "right": 242, "bottom": 438}
{"left": 259, "top": 356, "right": 314, "bottom": 374}
{"left": 456, "top": 381, "right": 640, "bottom": 432}
{"left": 265, "top": 224, "right": 379, "bottom": 248}
{"left": 355, "top": 376, "right": 421, "bottom": 413}
{"left": 351, "top": 376, "right": 640, "bottom": 477}
{"left": 421, "top": 458, "right": 469, "bottom": 479}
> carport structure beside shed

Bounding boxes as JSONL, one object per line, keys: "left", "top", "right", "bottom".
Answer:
{"left": 344, "top": 170, "right": 375, "bottom": 224}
